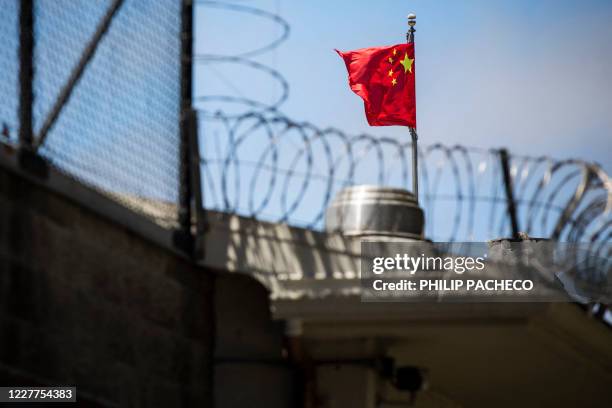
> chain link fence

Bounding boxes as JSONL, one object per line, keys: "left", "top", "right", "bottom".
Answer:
{"left": 36, "top": 0, "right": 182, "bottom": 227}
{"left": 0, "top": 0, "right": 185, "bottom": 228}
{"left": 0, "top": 1, "right": 19, "bottom": 145}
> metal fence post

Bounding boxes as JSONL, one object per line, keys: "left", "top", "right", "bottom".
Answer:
{"left": 499, "top": 148, "right": 520, "bottom": 239}
{"left": 189, "top": 109, "right": 206, "bottom": 260}
{"left": 18, "top": 0, "right": 34, "bottom": 150}
{"left": 17, "top": 0, "right": 47, "bottom": 178}
{"left": 176, "top": 0, "right": 195, "bottom": 255}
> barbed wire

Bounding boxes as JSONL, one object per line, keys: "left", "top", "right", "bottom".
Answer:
{"left": 194, "top": 0, "right": 290, "bottom": 118}
{"left": 200, "top": 110, "right": 611, "bottom": 245}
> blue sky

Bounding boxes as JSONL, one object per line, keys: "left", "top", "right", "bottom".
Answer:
{"left": 196, "top": 0, "right": 612, "bottom": 173}
{"left": 2, "top": 0, "right": 607, "bottom": 237}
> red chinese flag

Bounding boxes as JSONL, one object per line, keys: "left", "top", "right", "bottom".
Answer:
{"left": 336, "top": 43, "right": 416, "bottom": 127}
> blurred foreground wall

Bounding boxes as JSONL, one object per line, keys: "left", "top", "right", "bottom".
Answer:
{"left": 0, "top": 161, "right": 214, "bottom": 406}
{"left": 0, "top": 156, "right": 293, "bottom": 407}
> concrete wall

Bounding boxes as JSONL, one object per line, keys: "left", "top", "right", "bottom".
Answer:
{"left": 214, "top": 275, "right": 298, "bottom": 407}
{"left": 0, "top": 156, "right": 294, "bottom": 407}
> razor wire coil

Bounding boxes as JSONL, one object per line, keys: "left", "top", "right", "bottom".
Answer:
{"left": 200, "top": 110, "right": 612, "bottom": 247}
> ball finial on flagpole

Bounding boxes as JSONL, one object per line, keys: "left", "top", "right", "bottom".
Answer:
{"left": 407, "top": 13, "right": 416, "bottom": 42}
{"left": 408, "top": 13, "right": 416, "bottom": 26}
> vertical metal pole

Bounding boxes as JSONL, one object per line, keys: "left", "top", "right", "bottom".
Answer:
{"left": 18, "top": 0, "right": 34, "bottom": 149}
{"left": 407, "top": 14, "right": 418, "bottom": 204}
{"left": 189, "top": 108, "right": 207, "bottom": 260}
{"left": 499, "top": 148, "right": 520, "bottom": 239}
{"left": 178, "top": 0, "right": 194, "bottom": 250}
{"left": 410, "top": 127, "right": 418, "bottom": 203}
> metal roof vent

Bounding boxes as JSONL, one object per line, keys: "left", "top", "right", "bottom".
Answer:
{"left": 325, "top": 185, "right": 424, "bottom": 239}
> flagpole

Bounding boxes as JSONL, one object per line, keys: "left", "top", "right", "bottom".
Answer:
{"left": 407, "top": 13, "right": 419, "bottom": 204}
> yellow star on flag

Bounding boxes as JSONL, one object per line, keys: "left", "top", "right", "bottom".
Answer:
{"left": 400, "top": 53, "right": 414, "bottom": 74}
{"left": 388, "top": 69, "right": 394, "bottom": 77}
{"left": 388, "top": 57, "right": 393, "bottom": 63}
{"left": 391, "top": 78, "right": 397, "bottom": 86}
